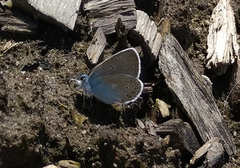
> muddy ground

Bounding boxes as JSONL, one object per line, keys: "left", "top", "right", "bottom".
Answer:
{"left": 0, "top": 0, "right": 240, "bottom": 167}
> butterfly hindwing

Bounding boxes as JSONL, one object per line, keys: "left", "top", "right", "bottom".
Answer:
{"left": 89, "top": 74, "right": 143, "bottom": 105}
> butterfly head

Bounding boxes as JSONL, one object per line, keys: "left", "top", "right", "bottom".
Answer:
{"left": 75, "top": 73, "right": 87, "bottom": 87}
{"left": 71, "top": 74, "right": 91, "bottom": 95}
{"left": 77, "top": 74, "right": 88, "bottom": 81}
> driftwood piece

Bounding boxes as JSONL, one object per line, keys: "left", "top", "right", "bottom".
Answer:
{"left": 156, "top": 119, "right": 200, "bottom": 155}
{"left": 206, "top": 0, "right": 239, "bottom": 75}
{"left": 190, "top": 137, "right": 225, "bottom": 168}
{"left": 12, "top": 0, "right": 82, "bottom": 30}
{"left": 87, "top": 27, "right": 106, "bottom": 64}
{"left": 131, "top": 10, "right": 162, "bottom": 61}
{"left": 158, "top": 33, "right": 236, "bottom": 155}
{"left": 84, "top": 0, "right": 136, "bottom": 35}
{"left": 0, "top": 10, "right": 38, "bottom": 34}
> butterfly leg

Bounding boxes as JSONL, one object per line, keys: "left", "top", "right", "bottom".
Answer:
{"left": 82, "top": 93, "right": 85, "bottom": 108}
{"left": 90, "top": 96, "right": 93, "bottom": 107}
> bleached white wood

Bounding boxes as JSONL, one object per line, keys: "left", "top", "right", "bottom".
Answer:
{"left": 154, "top": 99, "right": 170, "bottom": 118}
{"left": 206, "top": 0, "right": 239, "bottom": 75}
{"left": 12, "top": 0, "right": 82, "bottom": 30}
{"left": 87, "top": 27, "right": 106, "bottom": 64}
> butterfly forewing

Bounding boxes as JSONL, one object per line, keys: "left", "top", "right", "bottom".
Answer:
{"left": 89, "top": 74, "right": 143, "bottom": 105}
{"left": 88, "top": 48, "right": 141, "bottom": 80}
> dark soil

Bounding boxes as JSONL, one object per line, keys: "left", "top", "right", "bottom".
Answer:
{"left": 0, "top": 0, "right": 240, "bottom": 168}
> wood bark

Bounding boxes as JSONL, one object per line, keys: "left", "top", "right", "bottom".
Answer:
{"left": 158, "top": 33, "right": 236, "bottom": 155}
{"left": 156, "top": 119, "right": 200, "bottom": 155}
{"left": 0, "top": 10, "right": 38, "bottom": 34}
{"left": 131, "top": 10, "right": 162, "bottom": 61}
{"left": 84, "top": 0, "right": 136, "bottom": 35}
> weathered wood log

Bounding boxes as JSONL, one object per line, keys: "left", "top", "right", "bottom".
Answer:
{"left": 158, "top": 33, "right": 236, "bottom": 155}
{"left": 87, "top": 27, "right": 106, "bottom": 64}
{"left": 206, "top": 0, "right": 239, "bottom": 75}
{"left": 130, "top": 10, "right": 162, "bottom": 61}
{"left": 0, "top": 9, "right": 38, "bottom": 34}
{"left": 189, "top": 137, "right": 225, "bottom": 168}
{"left": 84, "top": 0, "right": 136, "bottom": 35}
{"left": 155, "top": 119, "right": 200, "bottom": 155}
{"left": 12, "top": 0, "right": 82, "bottom": 30}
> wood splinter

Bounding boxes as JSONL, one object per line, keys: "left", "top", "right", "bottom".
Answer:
{"left": 206, "top": 0, "right": 239, "bottom": 75}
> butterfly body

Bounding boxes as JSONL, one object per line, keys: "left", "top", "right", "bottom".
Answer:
{"left": 75, "top": 48, "right": 143, "bottom": 105}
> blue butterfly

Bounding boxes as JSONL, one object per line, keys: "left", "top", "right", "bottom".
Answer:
{"left": 73, "top": 48, "right": 143, "bottom": 105}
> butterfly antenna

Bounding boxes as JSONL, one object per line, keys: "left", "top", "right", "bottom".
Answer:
{"left": 67, "top": 77, "right": 74, "bottom": 91}
{"left": 224, "top": 79, "right": 240, "bottom": 109}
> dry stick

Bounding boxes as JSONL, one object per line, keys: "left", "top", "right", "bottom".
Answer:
{"left": 224, "top": 79, "right": 240, "bottom": 108}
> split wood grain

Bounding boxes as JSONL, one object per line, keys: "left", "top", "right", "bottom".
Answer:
{"left": 190, "top": 137, "right": 225, "bottom": 168}
{"left": 0, "top": 10, "right": 38, "bottom": 34}
{"left": 131, "top": 10, "right": 162, "bottom": 61}
{"left": 87, "top": 27, "right": 106, "bottom": 64}
{"left": 84, "top": 0, "right": 136, "bottom": 35}
{"left": 12, "top": 0, "right": 82, "bottom": 30}
{"left": 158, "top": 33, "right": 236, "bottom": 155}
{"left": 206, "top": 0, "right": 239, "bottom": 75}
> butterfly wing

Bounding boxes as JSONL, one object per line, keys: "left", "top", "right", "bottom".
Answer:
{"left": 88, "top": 48, "right": 141, "bottom": 80}
{"left": 89, "top": 74, "right": 143, "bottom": 105}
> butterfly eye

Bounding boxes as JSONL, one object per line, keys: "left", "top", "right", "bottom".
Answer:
{"left": 80, "top": 76, "right": 86, "bottom": 80}
{"left": 77, "top": 74, "right": 87, "bottom": 81}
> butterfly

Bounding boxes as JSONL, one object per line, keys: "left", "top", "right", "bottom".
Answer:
{"left": 73, "top": 48, "right": 143, "bottom": 105}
